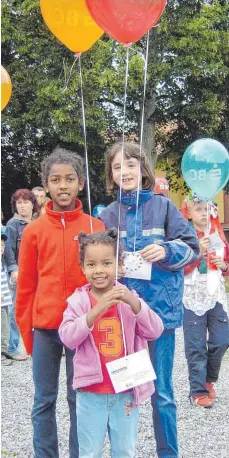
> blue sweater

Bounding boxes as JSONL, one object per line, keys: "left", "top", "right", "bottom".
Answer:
{"left": 100, "top": 190, "right": 199, "bottom": 329}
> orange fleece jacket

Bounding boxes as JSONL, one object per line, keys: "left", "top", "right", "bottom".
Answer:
{"left": 15, "top": 199, "right": 104, "bottom": 355}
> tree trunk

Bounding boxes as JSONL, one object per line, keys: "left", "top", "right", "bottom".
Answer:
{"left": 139, "top": 29, "right": 158, "bottom": 170}
{"left": 141, "top": 87, "right": 157, "bottom": 169}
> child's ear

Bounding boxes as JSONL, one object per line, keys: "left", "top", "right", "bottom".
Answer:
{"left": 78, "top": 179, "right": 85, "bottom": 192}
{"left": 44, "top": 184, "right": 49, "bottom": 194}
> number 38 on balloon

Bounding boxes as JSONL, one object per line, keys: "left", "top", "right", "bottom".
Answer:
{"left": 181, "top": 138, "right": 229, "bottom": 200}
{"left": 189, "top": 164, "right": 222, "bottom": 181}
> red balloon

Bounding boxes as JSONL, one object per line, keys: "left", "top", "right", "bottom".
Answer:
{"left": 154, "top": 177, "right": 169, "bottom": 196}
{"left": 86, "top": 0, "right": 167, "bottom": 44}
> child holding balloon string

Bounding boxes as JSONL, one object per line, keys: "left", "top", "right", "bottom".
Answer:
{"left": 99, "top": 141, "right": 199, "bottom": 458}
{"left": 181, "top": 194, "right": 229, "bottom": 408}
{"left": 59, "top": 228, "right": 164, "bottom": 458}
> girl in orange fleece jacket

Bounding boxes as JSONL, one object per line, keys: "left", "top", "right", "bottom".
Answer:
{"left": 15, "top": 147, "right": 104, "bottom": 458}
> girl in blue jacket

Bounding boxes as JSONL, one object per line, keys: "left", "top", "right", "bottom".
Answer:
{"left": 99, "top": 141, "right": 199, "bottom": 458}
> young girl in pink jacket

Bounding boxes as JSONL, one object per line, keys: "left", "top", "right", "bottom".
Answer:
{"left": 59, "top": 228, "right": 163, "bottom": 458}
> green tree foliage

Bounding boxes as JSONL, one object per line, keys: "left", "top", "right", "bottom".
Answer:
{"left": 1, "top": 0, "right": 228, "bottom": 220}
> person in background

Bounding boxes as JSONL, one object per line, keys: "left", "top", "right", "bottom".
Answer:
{"left": 4, "top": 189, "right": 38, "bottom": 360}
{"left": 32, "top": 186, "right": 46, "bottom": 208}
{"left": 1, "top": 228, "right": 13, "bottom": 366}
{"left": 33, "top": 196, "right": 52, "bottom": 218}
{"left": 181, "top": 194, "right": 229, "bottom": 408}
{"left": 39, "top": 196, "right": 51, "bottom": 216}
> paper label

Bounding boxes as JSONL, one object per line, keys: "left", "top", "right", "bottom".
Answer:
{"left": 106, "top": 349, "right": 156, "bottom": 393}
{"left": 123, "top": 251, "right": 152, "bottom": 280}
{"left": 208, "top": 232, "right": 225, "bottom": 252}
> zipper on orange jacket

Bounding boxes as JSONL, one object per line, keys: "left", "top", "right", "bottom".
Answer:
{"left": 61, "top": 213, "right": 67, "bottom": 299}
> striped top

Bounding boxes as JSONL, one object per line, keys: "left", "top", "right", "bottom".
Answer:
{"left": 1, "top": 267, "right": 12, "bottom": 307}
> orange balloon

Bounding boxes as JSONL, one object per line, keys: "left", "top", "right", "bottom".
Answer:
{"left": 1, "top": 65, "right": 12, "bottom": 111}
{"left": 40, "top": 0, "right": 104, "bottom": 53}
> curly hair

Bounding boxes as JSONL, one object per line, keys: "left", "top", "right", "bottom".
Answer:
{"left": 105, "top": 141, "right": 155, "bottom": 195}
{"left": 11, "top": 189, "right": 38, "bottom": 214}
{"left": 78, "top": 228, "right": 123, "bottom": 265}
{"left": 41, "top": 147, "right": 85, "bottom": 185}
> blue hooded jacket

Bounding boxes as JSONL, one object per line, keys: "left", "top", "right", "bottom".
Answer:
{"left": 100, "top": 190, "right": 199, "bottom": 329}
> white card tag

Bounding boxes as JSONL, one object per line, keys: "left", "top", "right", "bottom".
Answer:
{"left": 123, "top": 251, "right": 152, "bottom": 280}
{"left": 106, "top": 349, "right": 156, "bottom": 393}
{"left": 208, "top": 232, "right": 225, "bottom": 252}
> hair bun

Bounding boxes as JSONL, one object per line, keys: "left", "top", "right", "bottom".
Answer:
{"left": 78, "top": 232, "right": 87, "bottom": 244}
{"left": 107, "top": 228, "right": 118, "bottom": 241}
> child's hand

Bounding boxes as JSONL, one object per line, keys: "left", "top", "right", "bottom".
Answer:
{"left": 87, "top": 288, "right": 121, "bottom": 328}
{"left": 211, "top": 255, "right": 227, "bottom": 271}
{"left": 140, "top": 244, "right": 166, "bottom": 263}
{"left": 112, "top": 285, "right": 141, "bottom": 315}
{"left": 199, "top": 236, "right": 211, "bottom": 255}
{"left": 11, "top": 271, "right": 18, "bottom": 284}
{"left": 96, "top": 288, "right": 121, "bottom": 314}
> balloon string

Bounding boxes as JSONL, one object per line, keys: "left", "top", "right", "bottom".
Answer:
{"left": 115, "top": 46, "right": 130, "bottom": 283}
{"left": 61, "top": 55, "right": 79, "bottom": 94}
{"left": 78, "top": 55, "right": 93, "bottom": 233}
{"left": 133, "top": 31, "right": 150, "bottom": 252}
{"left": 206, "top": 200, "right": 210, "bottom": 236}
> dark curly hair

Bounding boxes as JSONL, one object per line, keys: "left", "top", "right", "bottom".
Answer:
{"left": 11, "top": 189, "right": 38, "bottom": 215}
{"left": 78, "top": 228, "right": 123, "bottom": 265}
{"left": 41, "top": 147, "right": 85, "bottom": 185}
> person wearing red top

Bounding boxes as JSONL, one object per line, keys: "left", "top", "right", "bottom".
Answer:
{"left": 83, "top": 292, "right": 125, "bottom": 394}
{"left": 59, "top": 228, "right": 164, "bottom": 458}
{"left": 181, "top": 196, "right": 229, "bottom": 409}
{"left": 15, "top": 147, "right": 104, "bottom": 458}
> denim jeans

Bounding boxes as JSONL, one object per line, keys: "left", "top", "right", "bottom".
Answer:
{"left": 148, "top": 329, "right": 178, "bottom": 458}
{"left": 1, "top": 306, "right": 10, "bottom": 353}
{"left": 8, "top": 284, "right": 21, "bottom": 354}
{"left": 76, "top": 390, "right": 139, "bottom": 458}
{"left": 32, "top": 329, "right": 78, "bottom": 458}
{"left": 183, "top": 302, "right": 229, "bottom": 396}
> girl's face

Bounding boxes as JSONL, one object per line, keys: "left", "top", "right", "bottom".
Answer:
{"left": 82, "top": 243, "right": 117, "bottom": 293}
{"left": 45, "top": 163, "right": 85, "bottom": 212}
{"left": 16, "top": 199, "right": 33, "bottom": 219}
{"left": 189, "top": 201, "right": 208, "bottom": 230}
{"left": 111, "top": 151, "right": 142, "bottom": 192}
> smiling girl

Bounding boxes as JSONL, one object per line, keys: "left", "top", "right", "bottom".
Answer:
{"left": 59, "top": 228, "right": 163, "bottom": 458}
{"left": 99, "top": 141, "right": 199, "bottom": 458}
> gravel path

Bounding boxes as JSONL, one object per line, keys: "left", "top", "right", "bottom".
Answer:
{"left": 1, "top": 327, "right": 229, "bottom": 458}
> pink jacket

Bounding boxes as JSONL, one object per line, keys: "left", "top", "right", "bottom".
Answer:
{"left": 59, "top": 284, "right": 164, "bottom": 406}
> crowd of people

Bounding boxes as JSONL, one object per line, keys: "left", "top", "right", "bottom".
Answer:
{"left": 1, "top": 143, "right": 229, "bottom": 458}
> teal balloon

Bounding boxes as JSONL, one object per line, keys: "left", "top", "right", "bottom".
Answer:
{"left": 181, "top": 138, "right": 229, "bottom": 200}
